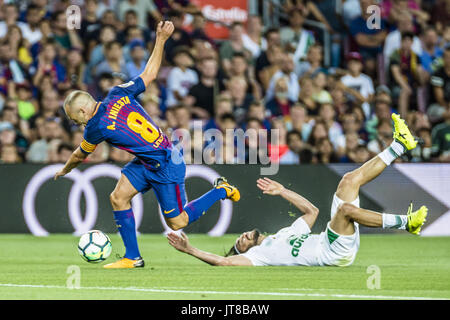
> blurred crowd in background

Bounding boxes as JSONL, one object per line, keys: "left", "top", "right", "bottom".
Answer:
{"left": 1, "top": 0, "right": 450, "bottom": 165}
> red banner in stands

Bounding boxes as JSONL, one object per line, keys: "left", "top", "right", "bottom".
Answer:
{"left": 192, "top": 0, "right": 248, "bottom": 39}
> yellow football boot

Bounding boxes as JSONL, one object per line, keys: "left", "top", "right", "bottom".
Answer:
{"left": 214, "top": 177, "right": 240, "bottom": 202}
{"left": 391, "top": 113, "right": 418, "bottom": 151}
{"left": 103, "top": 257, "right": 144, "bottom": 269}
{"left": 406, "top": 203, "right": 428, "bottom": 235}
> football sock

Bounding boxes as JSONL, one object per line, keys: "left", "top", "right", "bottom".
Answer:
{"left": 378, "top": 141, "right": 405, "bottom": 166}
{"left": 184, "top": 188, "right": 227, "bottom": 224}
{"left": 113, "top": 208, "right": 141, "bottom": 260}
{"left": 382, "top": 213, "right": 408, "bottom": 230}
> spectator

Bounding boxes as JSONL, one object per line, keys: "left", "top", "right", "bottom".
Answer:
{"left": 0, "top": 143, "right": 20, "bottom": 163}
{"left": 316, "top": 138, "right": 339, "bottom": 163}
{"left": 188, "top": 57, "right": 219, "bottom": 119}
{"left": 318, "top": 102, "right": 344, "bottom": 150}
{"left": 383, "top": 11, "right": 422, "bottom": 72}
{"left": 266, "top": 53, "right": 300, "bottom": 102}
{"left": 350, "top": 0, "right": 387, "bottom": 76}
{"left": 164, "top": 10, "right": 191, "bottom": 63}
{"left": 219, "top": 22, "right": 252, "bottom": 76}
{"left": 242, "top": 15, "right": 265, "bottom": 59}
{"left": 295, "top": 44, "right": 325, "bottom": 79}
{"left": 340, "top": 52, "right": 375, "bottom": 118}
{"left": 285, "top": 103, "right": 312, "bottom": 140}
{"left": 420, "top": 26, "right": 443, "bottom": 75}
{"left": 258, "top": 45, "right": 284, "bottom": 91}
{"left": 298, "top": 77, "right": 318, "bottom": 116}
{"left": 280, "top": 8, "right": 315, "bottom": 64}
{"left": 411, "top": 127, "right": 432, "bottom": 162}
{"left": 94, "top": 41, "right": 129, "bottom": 81}
{"left": 382, "top": 0, "right": 429, "bottom": 27}
{"left": 367, "top": 118, "right": 394, "bottom": 155}
{"left": 255, "top": 28, "right": 281, "bottom": 76}
{"left": 265, "top": 76, "right": 294, "bottom": 117}
{"left": 125, "top": 39, "right": 147, "bottom": 79}
{"left": 66, "top": 49, "right": 87, "bottom": 90}
{"left": 30, "top": 40, "right": 66, "bottom": 90}
{"left": 429, "top": 46, "right": 450, "bottom": 123}
{"left": 204, "top": 95, "right": 234, "bottom": 131}
{"left": 117, "top": 0, "right": 161, "bottom": 29}
{"left": 280, "top": 130, "right": 303, "bottom": 164}
{"left": 389, "top": 32, "right": 428, "bottom": 117}
{"left": 56, "top": 142, "right": 73, "bottom": 163}
{"left": 166, "top": 46, "right": 198, "bottom": 107}
{"left": 226, "top": 76, "right": 253, "bottom": 125}
{"left": 431, "top": 108, "right": 450, "bottom": 162}
{"left": 246, "top": 100, "right": 272, "bottom": 130}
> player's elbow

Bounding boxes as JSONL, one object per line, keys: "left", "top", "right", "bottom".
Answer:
{"left": 310, "top": 207, "right": 319, "bottom": 217}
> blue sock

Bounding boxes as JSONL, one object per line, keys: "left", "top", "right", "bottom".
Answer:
{"left": 113, "top": 208, "right": 141, "bottom": 260}
{"left": 184, "top": 188, "right": 227, "bottom": 224}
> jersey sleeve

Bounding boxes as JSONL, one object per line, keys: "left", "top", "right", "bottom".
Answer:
{"left": 290, "top": 217, "right": 311, "bottom": 235}
{"left": 111, "top": 76, "right": 146, "bottom": 98}
{"left": 241, "top": 246, "right": 267, "bottom": 266}
{"left": 80, "top": 126, "right": 105, "bottom": 155}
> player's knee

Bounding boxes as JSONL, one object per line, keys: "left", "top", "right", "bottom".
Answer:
{"left": 110, "top": 191, "right": 128, "bottom": 210}
{"left": 339, "top": 172, "right": 360, "bottom": 189}
{"left": 166, "top": 221, "right": 185, "bottom": 231}
{"left": 337, "top": 203, "right": 357, "bottom": 219}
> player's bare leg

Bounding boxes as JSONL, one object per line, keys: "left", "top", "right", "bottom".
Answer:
{"left": 331, "top": 113, "right": 427, "bottom": 236}
{"left": 104, "top": 174, "right": 144, "bottom": 268}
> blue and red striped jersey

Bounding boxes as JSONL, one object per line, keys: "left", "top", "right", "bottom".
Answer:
{"left": 80, "top": 77, "right": 179, "bottom": 174}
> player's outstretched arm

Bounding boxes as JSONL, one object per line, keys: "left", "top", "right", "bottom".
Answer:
{"left": 139, "top": 21, "right": 174, "bottom": 88}
{"left": 54, "top": 147, "right": 87, "bottom": 180}
{"left": 167, "top": 232, "right": 253, "bottom": 266}
{"left": 257, "top": 177, "right": 319, "bottom": 229}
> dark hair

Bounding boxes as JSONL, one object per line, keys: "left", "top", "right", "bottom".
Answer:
{"left": 224, "top": 246, "right": 239, "bottom": 257}
{"left": 299, "top": 147, "right": 314, "bottom": 163}
{"left": 105, "top": 40, "right": 121, "bottom": 51}
{"left": 264, "top": 27, "right": 279, "bottom": 38}
{"left": 232, "top": 52, "right": 247, "bottom": 60}
{"left": 401, "top": 31, "right": 415, "bottom": 41}
{"left": 124, "top": 9, "right": 138, "bottom": 18}
{"left": 220, "top": 113, "right": 236, "bottom": 123}
{"left": 58, "top": 142, "right": 73, "bottom": 154}
{"left": 230, "top": 21, "right": 243, "bottom": 29}
{"left": 286, "top": 130, "right": 302, "bottom": 144}
{"left": 167, "top": 9, "right": 183, "bottom": 19}
{"left": 246, "top": 117, "right": 263, "bottom": 127}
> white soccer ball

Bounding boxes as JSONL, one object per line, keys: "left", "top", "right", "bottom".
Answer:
{"left": 78, "top": 230, "right": 112, "bottom": 263}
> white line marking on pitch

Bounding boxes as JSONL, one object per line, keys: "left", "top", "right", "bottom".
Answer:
{"left": 0, "top": 283, "right": 448, "bottom": 300}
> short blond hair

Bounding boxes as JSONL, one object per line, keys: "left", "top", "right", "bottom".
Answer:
{"left": 63, "top": 90, "right": 95, "bottom": 116}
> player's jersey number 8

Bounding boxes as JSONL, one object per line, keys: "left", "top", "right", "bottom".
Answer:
{"left": 127, "top": 112, "right": 163, "bottom": 147}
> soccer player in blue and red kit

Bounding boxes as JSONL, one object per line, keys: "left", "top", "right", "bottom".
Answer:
{"left": 54, "top": 21, "right": 240, "bottom": 268}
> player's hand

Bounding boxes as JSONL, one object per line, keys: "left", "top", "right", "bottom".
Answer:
{"left": 156, "top": 21, "right": 175, "bottom": 41}
{"left": 54, "top": 169, "right": 68, "bottom": 180}
{"left": 167, "top": 232, "right": 191, "bottom": 253}
{"left": 256, "top": 177, "right": 285, "bottom": 196}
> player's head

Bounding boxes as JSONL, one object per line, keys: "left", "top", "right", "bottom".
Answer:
{"left": 63, "top": 90, "right": 97, "bottom": 125}
{"left": 225, "top": 229, "right": 264, "bottom": 256}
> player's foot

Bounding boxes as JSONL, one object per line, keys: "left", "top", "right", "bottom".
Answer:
{"left": 214, "top": 177, "right": 240, "bottom": 202}
{"left": 406, "top": 203, "right": 428, "bottom": 235}
{"left": 103, "top": 257, "right": 145, "bottom": 269}
{"left": 392, "top": 113, "right": 418, "bottom": 151}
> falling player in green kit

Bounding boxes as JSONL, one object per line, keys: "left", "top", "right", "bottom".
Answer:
{"left": 167, "top": 113, "right": 428, "bottom": 267}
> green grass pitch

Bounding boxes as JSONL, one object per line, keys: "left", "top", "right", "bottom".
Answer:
{"left": 0, "top": 234, "right": 449, "bottom": 300}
